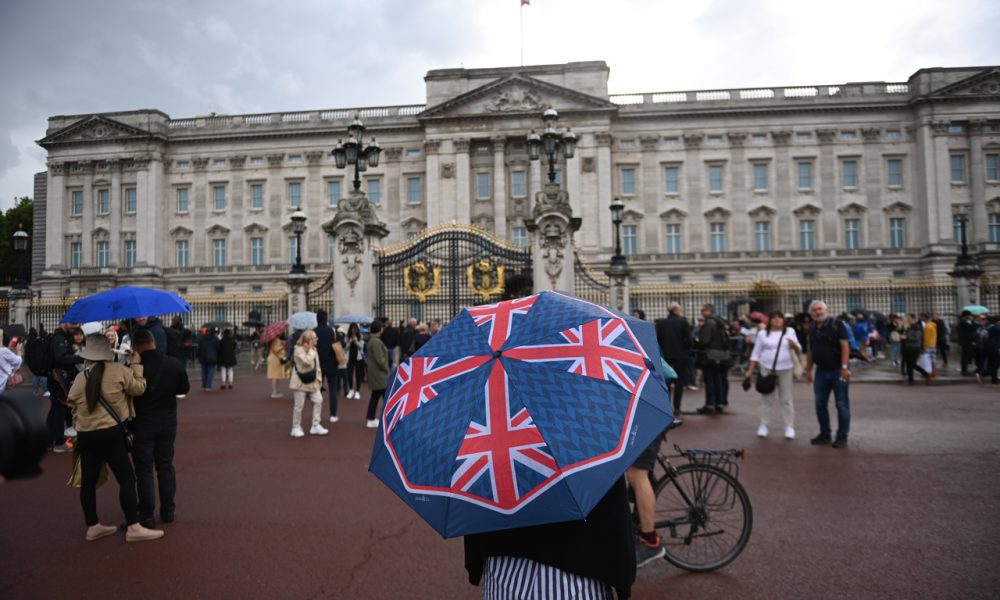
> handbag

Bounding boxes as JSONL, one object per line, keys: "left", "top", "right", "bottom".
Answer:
{"left": 703, "top": 349, "right": 732, "bottom": 368}
{"left": 5, "top": 369, "right": 23, "bottom": 390}
{"left": 294, "top": 353, "right": 318, "bottom": 384}
{"left": 67, "top": 446, "right": 108, "bottom": 488}
{"left": 755, "top": 328, "right": 787, "bottom": 395}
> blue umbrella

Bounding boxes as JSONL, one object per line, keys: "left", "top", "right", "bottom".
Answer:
{"left": 61, "top": 286, "right": 191, "bottom": 324}
{"left": 369, "top": 290, "right": 673, "bottom": 538}
{"left": 962, "top": 305, "right": 989, "bottom": 315}
{"left": 333, "top": 314, "right": 375, "bottom": 325}
{"left": 288, "top": 311, "right": 318, "bottom": 330}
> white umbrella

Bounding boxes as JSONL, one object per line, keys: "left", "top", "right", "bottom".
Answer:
{"left": 288, "top": 311, "right": 318, "bottom": 330}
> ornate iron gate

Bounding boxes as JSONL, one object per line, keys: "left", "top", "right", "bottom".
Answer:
{"left": 374, "top": 224, "right": 532, "bottom": 323}
{"left": 574, "top": 251, "right": 609, "bottom": 306}
{"left": 306, "top": 266, "right": 335, "bottom": 314}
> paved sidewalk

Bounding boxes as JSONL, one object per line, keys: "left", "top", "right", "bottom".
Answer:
{"left": 1, "top": 373, "right": 998, "bottom": 599}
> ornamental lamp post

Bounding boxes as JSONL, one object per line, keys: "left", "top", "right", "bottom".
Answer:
{"left": 609, "top": 197, "right": 627, "bottom": 274}
{"left": 331, "top": 115, "right": 382, "bottom": 191}
{"left": 12, "top": 227, "right": 28, "bottom": 289}
{"left": 527, "top": 107, "right": 576, "bottom": 184}
{"left": 290, "top": 210, "right": 307, "bottom": 275}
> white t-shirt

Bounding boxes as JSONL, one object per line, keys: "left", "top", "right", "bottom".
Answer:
{"left": 750, "top": 328, "right": 800, "bottom": 371}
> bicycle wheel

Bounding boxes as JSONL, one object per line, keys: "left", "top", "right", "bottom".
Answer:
{"left": 653, "top": 463, "right": 752, "bottom": 572}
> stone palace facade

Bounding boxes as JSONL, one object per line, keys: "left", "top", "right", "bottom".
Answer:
{"left": 34, "top": 61, "right": 1000, "bottom": 298}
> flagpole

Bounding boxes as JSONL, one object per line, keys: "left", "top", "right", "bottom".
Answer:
{"left": 519, "top": 2, "right": 524, "bottom": 67}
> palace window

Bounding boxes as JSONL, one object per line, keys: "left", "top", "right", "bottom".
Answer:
{"left": 251, "top": 184, "right": 264, "bottom": 209}
{"left": 96, "top": 241, "right": 109, "bottom": 267}
{"left": 986, "top": 154, "right": 999, "bottom": 182}
{"left": 754, "top": 221, "right": 770, "bottom": 251}
{"left": 990, "top": 214, "right": 1000, "bottom": 243}
{"left": 752, "top": 163, "right": 768, "bottom": 191}
{"left": 123, "top": 240, "right": 136, "bottom": 267}
{"left": 176, "top": 188, "right": 189, "bottom": 213}
{"left": 887, "top": 159, "right": 903, "bottom": 187}
{"left": 845, "top": 218, "right": 861, "bottom": 249}
{"left": 842, "top": 160, "right": 858, "bottom": 188}
{"left": 367, "top": 179, "right": 381, "bottom": 204}
{"left": 664, "top": 223, "right": 681, "bottom": 254}
{"left": 70, "top": 242, "right": 82, "bottom": 268}
{"left": 512, "top": 226, "right": 528, "bottom": 249}
{"left": 327, "top": 234, "right": 336, "bottom": 261}
{"left": 953, "top": 215, "right": 965, "bottom": 243}
{"left": 664, "top": 166, "right": 680, "bottom": 194}
{"left": 621, "top": 168, "right": 636, "bottom": 195}
{"left": 288, "top": 182, "right": 302, "bottom": 208}
{"left": 98, "top": 190, "right": 110, "bottom": 214}
{"left": 213, "top": 185, "right": 226, "bottom": 211}
{"left": 511, "top": 170, "right": 527, "bottom": 197}
{"left": 289, "top": 236, "right": 299, "bottom": 263}
{"left": 708, "top": 165, "right": 724, "bottom": 193}
{"left": 475, "top": 173, "right": 490, "bottom": 200}
{"left": 124, "top": 188, "right": 137, "bottom": 213}
{"left": 799, "top": 219, "right": 816, "bottom": 250}
{"left": 797, "top": 161, "right": 813, "bottom": 189}
{"left": 889, "top": 218, "right": 907, "bottom": 248}
{"left": 622, "top": 225, "right": 638, "bottom": 256}
{"left": 950, "top": 154, "right": 967, "bottom": 183}
{"left": 71, "top": 190, "right": 83, "bottom": 216}
{"left": 408, "top": 177, "right": 423, "bottom": 204}
{"left": 710, "top": 222, "right": 726, "bottom": 253}
{"left": 213, "top": 239, "right": 227, "bottom": 266}
{"left": 175, "top": 240, "right": 189, "bottom": 267}
{"left": 327, "top": 180, "right": 341, "bottom": 207}
{"left": 250, "top": 238, "right": 264, "bottom": 266}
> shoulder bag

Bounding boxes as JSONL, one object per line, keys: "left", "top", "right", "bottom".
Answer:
{"left": 294, "top": 352, "right": 318, "bottom": 384}
{"left": 86, "top": 370, "right": 135, "bottom": 452}
{"left": 755, "top": 328, "right": 787, "bottom": 395}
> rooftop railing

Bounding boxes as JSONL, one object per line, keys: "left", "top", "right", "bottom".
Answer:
{"left": 166, "top": 104, "right": 426, "bottom": 130}
{"left": 610, "top": 82, "right": 909, "bottom": 107}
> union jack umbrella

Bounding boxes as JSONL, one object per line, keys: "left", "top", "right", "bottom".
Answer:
{"left": 368, "top": 290, "right": 673, "bottom": 538}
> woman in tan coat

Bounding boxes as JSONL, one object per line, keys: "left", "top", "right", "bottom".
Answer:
{"left": 66, "top": 332, "right": 163, "bottom": 543}
{"left": 289, "top": 330, "right": 328, "bottom": 438}
{"left": 267, "top": 335, "right": 286, "bottom": 398}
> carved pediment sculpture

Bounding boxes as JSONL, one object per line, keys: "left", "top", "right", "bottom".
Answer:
{"left": 484, "top": 85, "right": 544, "bottom": 113}
{"left": 206, "top": 224, "right": 231, "bottom": 236}
{"left": 793, "top": 203, "right": 822, "bottom": 218}
{"left": 440, "top": 162, "right": 455, "bottom": 179}
{"left": 930, "top": 67, "right": 1000, "bottom": 97}
{"left": 243, "top": 222, "right": 269, "bottom": 235}
{"left": 748, "top": 204, "right": 777, "bottom": 219}
{"left": 532, "top": 182, "right": 572, "bottom": 221}
{"left": 659, "top": 208, "right": 688, "bottom": 222}
{"left": 703, "top": 206, "right": 732, "bottom": 220}
{"left": 37, "top": 115, "right": 161, "bottom": 148}
{"left": 882, "top": 201, "right": 913, "bottom": 215}
{"left": 169, "top": 226, "right": 193, "bottom": 238}
{"left": 837, "top": 202, "right": 868, "bottom": 216}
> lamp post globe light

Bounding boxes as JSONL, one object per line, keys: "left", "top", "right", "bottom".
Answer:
{"left": 332, "top": 115, "right": 382, "bottom": 191}
{"left": 290, "top": 210, "right": 307, "bottom": 274}
{"left": 12, "top": 227, "right": 29, "bottom": 289}
{"left": 527, "top": 106, "right": 576, "bottom": 184}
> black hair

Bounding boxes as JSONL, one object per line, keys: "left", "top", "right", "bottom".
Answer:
{"left": 316, "top": 310, "right": 328, "bottom": 323}
{"left": 370, "top": 320, "right": 383, "bottom": 334}
{"left": 132, "top": 328, "right": 154, "bottom": 346}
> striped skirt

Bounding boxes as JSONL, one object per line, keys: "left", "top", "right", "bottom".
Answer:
{"left": 482, "top": 555, "right": 614, "bottom": 600}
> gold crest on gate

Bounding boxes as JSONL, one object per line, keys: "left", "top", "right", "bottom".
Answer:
{"left": 468, "top": 258, "right": 505, "bottom": 301}
{"left": 404, "top": 261, "right": 440, "bottom": 302}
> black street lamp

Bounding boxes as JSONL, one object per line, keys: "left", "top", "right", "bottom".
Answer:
{"left": 290, "top": 210, "right": 307, "bottom": 274}
{"left": 12, "top": 226, "right": 28, "bottom": 289}
{"left": 527, "top": 107, "right": 577, "bottom": 184}
{"left": 331, "top": 115, "right": 382, "bottom": 192}
{"left": 609, "top": 197, "right": 627, "bottom": 274}
{"left": 954, "top": 214, "right": 977, "bottom": 269}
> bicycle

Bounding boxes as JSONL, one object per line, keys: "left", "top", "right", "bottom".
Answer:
{"left": 640, "top": 443, "right": 753, "bottom": 572}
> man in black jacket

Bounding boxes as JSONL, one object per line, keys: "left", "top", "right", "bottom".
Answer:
{"left": 957, "top": 311, "right": 976, "bottom": 376}
{"left": 313, "top": 310, "right": 339, "bottom": 423}
{"left": 695, "top": 304, "right": 731, "bottom": 414}
{"left": 380, "top": 317, "right": 399, "bottom": 370}
{"left": 131, "top": 328, "right": 190, "bottom": 529}
{"left": 47, "top": 323, "right": 83, "bottom": 452}
{"left": 655, "top": 302, "right": 692, "bottom": 425}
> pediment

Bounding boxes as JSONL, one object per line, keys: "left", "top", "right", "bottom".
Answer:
{"left": 622, "top": 209, "right": 644, "bottom": 222}
{"left": 703, "top": 206, "right": 732, "bottom": 220}
{"left": 747, "top": 204, "right": 777, "bottom": 219}
{"left": 400, "top": 217, "right": 427, "bottom": 230}
{"left": 91, "top": 227, "right": 110, "bottom": 237}
{"left": 930, "top": 68, "right": 1000, "bottom": 98}
{"left": 206, "top": 224, "right": 231, "bottom": 236}
{"left": 882, "top": 201, "right": 912, "bottom": 214}
{"left": 38, "top": 115, "right": 161, "bottom": 147}
{"left": 793, "top": 203, "right": 822, "bottom": 217}
{"left": 420, "top": 74, "right": 618, "bottom": 120}
{"left": 837, "top": 202, "right": 868, "bottom": 215}
{"left": 243, "top": 222, "right": 269, "bottom": 234}
{"left": 659, "top": 208, "right": 688, "bottom": 220}
{"left": 170, "top": 226, "right": 193, "bottom": 237}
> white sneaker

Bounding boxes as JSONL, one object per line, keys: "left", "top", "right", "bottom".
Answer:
{"left": 64, "top": 426, "right": 78, "bottom": 437}
{"left": 270, "top": 392, "right": 285, "bottom": 398}
{"left": 352, "top": 390, "right": 361, "bottom": 400}
{"left": 756, "top": 424, "right": 768, "bottom": 438}
{"left": 784, "top": 427, "right": 796, "bottom": 440}
{"left": 43, "top": 391, "right": 51, "bottom": 397}
{"left": 366, "top": 419, "right": 380, "bottom": 429}
{"left": 290, "top": 427, "right": 305, "bottom": 438}
{"left": 310, "top": 424, "right": 329, "bottom": 436}
{"left": 329, "top": 416, "right": 339, "bottom": 423}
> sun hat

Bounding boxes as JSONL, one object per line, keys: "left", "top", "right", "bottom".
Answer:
{"left": 79, "top": 332, "right": 116, "bottom": 362}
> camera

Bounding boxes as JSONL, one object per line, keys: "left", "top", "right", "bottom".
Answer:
{"left": 0, "top": 391, "right": 50, "bottom": 481}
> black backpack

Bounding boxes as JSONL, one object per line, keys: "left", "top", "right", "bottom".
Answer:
{"left": 904, "top": 323, "right": 924, "bottom": 351}
{"left": 24, "top": 334, "right": 54, "bottom": 376}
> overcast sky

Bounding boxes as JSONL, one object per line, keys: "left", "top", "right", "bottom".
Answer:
{"left": 1, "top": 0, "right": 997, "bottom": 211}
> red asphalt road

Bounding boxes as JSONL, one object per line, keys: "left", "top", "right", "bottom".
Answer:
{"left": 2, "top": 374, "right": 999, "bottom": 599}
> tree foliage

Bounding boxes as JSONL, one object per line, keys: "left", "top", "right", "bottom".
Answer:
{"left": 0, "top": 197, "right": 34, "bottom": 285}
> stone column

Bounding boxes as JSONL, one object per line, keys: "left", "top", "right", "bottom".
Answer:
{"left": 815, "top": 129, "right": 837, "bottom": 249}
{"left": 382, "top": 147, "right": 403, "bottom": 243}
{"left": 287, "top": 273, "right": 310, "bottom": 316}
{"left": 682, "top": 134, "right": 704, "bottom": 251}
{"left": 771, "top": 131, "right": 792, "bottom": 249}
{"left": 326, "top": 189, "right": 389, "bottom": 317}
{"left": 491, "top": 136, "right": 507, "bottom": 237}
{"left": 455, "top": 139, "right": 471, "bottom": 224}
{"left": 524, "top": 182, "right": 580, "bottom": 292}
{"left": 424, "top": 140, "right": 441, "bottom": 227}
{"left": 10, "top": 287, "right": 32, "bottom": 326}
{"left": 595, "top": 132, "right": 614, "bottom": 249}
{"left": 109, "top": 160, "right": 122, "bottom": 267}
{"left": 607, "top": 272, "right": 630, "bottom": 313}
{"left": 640, "top": 135, "right": 660, "bottom": 253}
{"left": 45, "top": 162, "right": 66, "bottom": 272}
{"left": 968, "top": 121, "right": 988, "bottom": 244}
{"left": 727, "top": 133, "right": 749, "bottom": 250}
{"left": 81, "top": 162, "right": 94, "bottom": 266}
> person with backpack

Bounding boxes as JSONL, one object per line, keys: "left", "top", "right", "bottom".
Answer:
{"left": 695, "top": 304, "right": 731, "bottom": 414}
{"left": 974, "top": 314, "right": 999, "bottom": 385}
{"left": 957, "top": 310, "right": 977, "bottom": 376}
{"left": 42, "top": 323, "right": 84, "bottom": 453}
{"left": 197, "top": 328, "right": 221, "bottom": 391}
{"left": 804, "top": 300, "right": 851, "bottom": 449}
{"left": 900, "top": 314, "right": 930, "bottom": 385}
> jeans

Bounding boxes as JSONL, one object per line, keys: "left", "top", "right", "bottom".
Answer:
{"left": 889, "top": 342, "right": 901, "bottom": 364}
{"left": 200, "top": 362, "right": 216, "bottom": 389}
{"left": 32, "top": 375, "right": 47, "bottom": 395}
{"left": 702, "top": 366, "right": 729, "bottom": 408}
{"left": 76, "top": 427, "right": 139, "bottom": 526}
{"left": 813, "top": 368, "right": 850, "bottom": 438}
{"left": 132, "top": 420, "right": 177, "bottom": 522}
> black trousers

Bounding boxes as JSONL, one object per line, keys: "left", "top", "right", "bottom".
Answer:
{"left": 348, "top": 358, "right": 366, "bottom": 390}
{"left": 902, "top": 349, "right": 928, "bottom": 383}
{"left": 960, "top": 344, "right": 975, "bottom": 374}
{"left": 366, "top": 388, "right": 386, "bottom": 421}
{"left": 46, "top": 376, "right": 67, "bottom": 446}
{"left": 667, "top": 362, "right": 688, "bottom": 414}
{"left": 76, "top": 427, "right": 139, "bottom": 527}
{"left": 132, "top": 420, "right": 177, "bottom": 521}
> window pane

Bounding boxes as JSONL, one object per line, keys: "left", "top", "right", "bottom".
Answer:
{"left": 512, "top": 226, "right": 528, "bottom": 249}
{"left": 124, "top": 241, "right": 136, "bottom": 267}
{"left": 665, "top": 223, "right": 681, "bottom": 254}
{"left": 887, "top": 159, "right": 903, "bottom": 187}
{"left": 950, "top": 155, "right": 966, "bottom": 183}
{"left": 475, "top": 173, "right": 490, "bottom": 199}
{"left": 622, "top": 225, "right": 637, "bottom": 255}
{"left": 511, "top": 171, "right": 526, "bottom": 197}
{"left": 368, "top": 179, "right": 381, "bottom": 204}
{"left": 798, "top": 162, "right": 812, "bottom": 189}
{"left": 709, "top": 165, "right": 724, "bottom": 192}
{"left": 664, "top": 167, "right": 679, "bottom": 194}
{"left": 289, "top": 182, "right": 301, "bottom": 208}
{"left": 710, "top": 223, "right": 726, "bottom": 252}
{"left": 98, "top": 190, "right": 110, "bottom": 214}
{"left": 842, "top": 161, "right": 857, "bottom": 187}
{"left": 890, "top": 218, "right": 906, "bottom": 248}
{"left": 622, "top": 169, "right": 635, "bottom": 195}
{"left": 845, "top": 218, "right": 860, "bottom": 249}
{"left": 752, "top": 164, "right": 767, "bottom": 190}
{"left": 953, "top": 215, "right": 964, "bottom": 243}
{"left": 289, "top": 236, "right": 299, "bottom": 262}
{"left": 989, "top": 214, "right": 1000, "bottom": 243}
{"left": 328, "top": 180, "right": 340, "bottom": 207}
{"left": 214, "top": 186, "right": 226, "bottom": 210}
{"left": 251, "top": 238, "right": 264, "bottom": 265}
{"left": 176, "top": 188, "right": 189, "bottom": 212}
{"left": 754, "top": 221, "right": 770, "bottom": 251}
{"left": 97, "top": 241, "right": 108, "bottom": 267}
{"left": 408, "top": 177, "right": 423, "bottom": 204}
{"left": 71, "top": 242, "right": 82, "bottom": 268}
{"left": 251, "top": 184, "right": 264, "bottom": 209}
{"left": 327, "top": 234, "right": 336, "bottom": 261}
{"left": 125, "top": 188, "right": 137, "bottom": 213}
{"left": 176, "top": 241, "right": 188, "bottom": 267}
{"left": 213, "top": 239, "right": 226, "bottom": 266}
{"left": 986, "top": 154, "right": 999, "bottom": 181}
{"left": 799, "top": 220, "right": 815, "bottom": 250}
